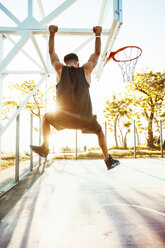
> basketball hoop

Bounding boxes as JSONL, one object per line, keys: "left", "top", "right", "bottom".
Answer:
{"left": 106, "top": 46, "right": 142, "bottom": 83}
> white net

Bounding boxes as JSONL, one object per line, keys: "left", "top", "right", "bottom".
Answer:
{"left": 114, "top": 46, "right": 142, "bottom": 83}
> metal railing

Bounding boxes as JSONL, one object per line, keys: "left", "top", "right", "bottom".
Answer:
{"left": 15, "top": 111, "right": 44, "bottom": 182}
{"left": 0, "top": 112, "right": 44, "bottom": 192}
{"left": 0, "top": 74, "right": 48, "bottom": 195}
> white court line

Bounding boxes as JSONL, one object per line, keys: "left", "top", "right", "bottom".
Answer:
{"left": 121, "top": 163, "right": 165, "bottom": 182}
{"left": 102, "top": 203, "right": 165, "bottom": 217}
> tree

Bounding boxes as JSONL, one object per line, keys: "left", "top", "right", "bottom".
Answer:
{"left": 118, "top": 96, "right": 133, "bottom": 148}
{"left": 123, "top": 121, "right": 131, "bottom": 149}
{"left": 104, "top": 94, "right": 133, "bottom": 148}
{"left": 2, "top": 100, "right": 17, "bottom": 120}
{"left": 2, "top": 79, "right": 56, "bottom": 120}
{"left": 104, "top": 94, "right": 120, "bottom": 147}
{"left": 9, "top": 80, "right": 45, "bottom": 118}
{"left": 2, "top": 79, "right": 58, "bottom": 141}
{"left": 126, "top": 71, "right": 165, "bottom": 147}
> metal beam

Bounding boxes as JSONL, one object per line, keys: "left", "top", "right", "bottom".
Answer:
{"left": 37, "top": 0, "right": 48, "bottom": 39}
{"left": 2, "top": 70, "right": 45, "bottom": 75}
{"left": 96, "top": 20, "right": 122, "bottom": 79}
{"left": 0, "top": 3, "right": 21, "bottom": 25}
{"left": 40, "top": 0, "right": 78, "bottom": 25}
{"left": 15, "top": 106, "right": 20, "bottom": 182}
{"left": 7, "top": 35, "right": 43, "bottom": 70}
{"left": 94, "top": 0, "right": 108, "bottom": 75}
{"left": 160, "top": 120, "right": 163, "bottom": 158}
{"left": 73, "top": 37, "right": 94, "bottom": 53}
{"left": 98, "top": 0, "right": 107, "bottom": 25}
{"left": 0, "top": 32, "right": 31, "bottom": 73}
{"left": 0, "top": 34, "right": 5, "bottom": 168}
{"left": 31, "top": 34, "right": 49, "bottom": 73}
{"left": 0, "top": 0, "right": 123, "bottom": 83}
{"left": 37, "top": 0, "right": 45, "bottom": 18}
{"left": 96, "top": 0, "right": 123, "bottom": 79}
{"left": 0, "top": 27, "right": 110, "bottom": 36}
{"left": 30, "top": 114, "right": 33, "bottom": 171}
{"left": 0, "top": 75, "right": 47, "bottom": 137}
{"left": 114, "top": 0, "right": 123, "bottom": 23}
{"left": 28, "top": 0, "right": 33, "bottom": 17}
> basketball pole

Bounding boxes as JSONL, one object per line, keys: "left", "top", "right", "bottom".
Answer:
{"left": 15, "top": 106, "right": 20, "bottom": 182}
{"left": 30, "top": 113, "right": 33, "bottom": 172}
{"left": 105, "top": 121, "right": 107, "bottom": 143}
{"left": 75, "top": 130, "right": 78, "bottom": 160}
{"left": 0, "top": 34, "right": 5, "bottom": 169}
{"left": 133, "top": 120, "right": 136, "bottom": 159}
{"left": 39, "top": 117, "right": 42, "bottom": 166}
{"left": 160, "top": 120, "right": 163, "bottom": 158}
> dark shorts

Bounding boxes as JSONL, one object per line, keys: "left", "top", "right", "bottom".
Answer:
{"left": 45, "top": 111, "right": 102, "bottom": 134}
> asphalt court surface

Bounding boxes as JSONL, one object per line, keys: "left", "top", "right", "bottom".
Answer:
{"left": 0, "top": 158, "right": 165, "bottom": 248}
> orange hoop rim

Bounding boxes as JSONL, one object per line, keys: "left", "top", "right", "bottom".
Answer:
{"left": 109, "top": 46, "right": 142, "bottom": 63}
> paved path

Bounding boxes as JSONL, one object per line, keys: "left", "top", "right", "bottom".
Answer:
{"left": 0, "top": 156, "right": 46, "bottom": 195}
{"left": 0, "top": 158, "right": 165, "bottom": 248}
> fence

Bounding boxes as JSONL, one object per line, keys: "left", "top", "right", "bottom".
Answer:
{"left": 0, "top": 110, "right": 45, "bottom": 196}
{"left": 105, "top": 119, "right": 164, "bottom": 158}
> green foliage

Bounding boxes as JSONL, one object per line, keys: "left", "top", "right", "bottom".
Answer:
{"left": 104, "top": 94, "right": 134, "bottom": 147}
{"left": 9, "top": 80, "right": 45, "bottom": 117}
{"left": 2, "top": 80, "right": 51, "bottom": 119}
{"left": 2, "top": 99, "right": 18, "bottom": 120}
{"left": 104, "top": 70, "right": 165, "bottom": 148}
{"left": 127, "top": 71, "right": 165, "bottom": 118}
{"left": 126, "top": 70, "right": 165, "bottom": 147}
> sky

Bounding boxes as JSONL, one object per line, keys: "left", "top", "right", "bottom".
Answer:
{"left": 0, "top": 0, "right": 165, "bottom": 152}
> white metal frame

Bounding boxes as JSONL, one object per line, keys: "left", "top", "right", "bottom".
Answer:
{"left": 0, "top": 0, "right": 122, "bottom": 75}
{"left": 0, "top": 0, "right": 122, "bottom": 144}
{"left": 96, "top": 0, "right": 123, "bottom": 79}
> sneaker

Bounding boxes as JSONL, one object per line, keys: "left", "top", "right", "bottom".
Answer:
{"left": 104, "top": 154, "right": 120, "bottom": 170}
{"left": 30, "top": 145, "right": 49, "bottom": 158}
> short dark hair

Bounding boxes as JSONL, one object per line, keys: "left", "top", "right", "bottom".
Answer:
{"left": 64, "top": 53, "right": 79, "bottom": 63}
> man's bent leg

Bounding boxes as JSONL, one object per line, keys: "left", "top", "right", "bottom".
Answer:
{"left": 97, "top": 129, "right": 109, "bottom": 159}
{"left": 30, "top": 113, "right": 52, "bottom": 158}
{"left": 42, "top": 113, "right": 51, "bottom": 149}
{"left": 97, "top": 129, "right": 120, "bottom": 170}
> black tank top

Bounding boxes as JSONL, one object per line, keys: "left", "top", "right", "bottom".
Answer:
{"left": 56, "top": 66, "right": 93, "bottom": 117}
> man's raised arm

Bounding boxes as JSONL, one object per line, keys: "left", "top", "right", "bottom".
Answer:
{"left": 82, "top": 26, "right": 102, "bottom": 73}
{"left": 49, "top": 25, "right": 63, "bottom": 79}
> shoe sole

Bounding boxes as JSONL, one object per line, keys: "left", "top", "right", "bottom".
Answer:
{"left": 30, "top": 145, "right": 49, "bottom": 158}
{"left": 107, "top": 161, "right": 120, "bottom": 170}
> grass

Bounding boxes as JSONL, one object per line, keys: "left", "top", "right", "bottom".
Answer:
{"left": 1, "top": 152, "right": 30, "bottom": 171}
{"left": 1, "top": 146, "right": 164, "bottom": 171}
{"left": 53, "top": 145, "right": 163, "bottom": 160}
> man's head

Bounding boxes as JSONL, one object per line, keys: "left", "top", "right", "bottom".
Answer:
{"left": 64, "top": 53, "right": 79, "bottom": 67}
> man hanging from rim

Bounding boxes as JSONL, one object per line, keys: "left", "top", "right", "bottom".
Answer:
{"left": 30, "top": 25, "right": 120, "bottom": 170}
